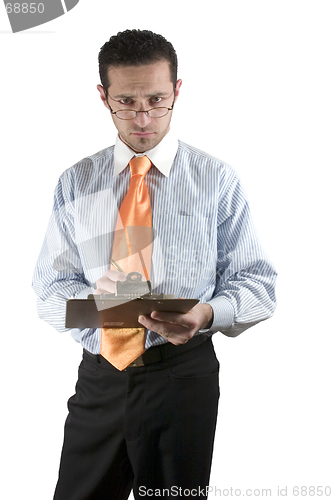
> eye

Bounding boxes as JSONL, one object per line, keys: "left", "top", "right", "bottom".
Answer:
{"left": 119, "top": 98, "right": 134, "bottom": 106}
{"left": 149, "top": 97, "right": 162, "bottom": 105}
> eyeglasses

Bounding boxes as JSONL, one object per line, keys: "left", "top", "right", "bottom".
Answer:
{"left": 104, "top": 90, "right": 174, "bottom": 120}
{"left": 110, "top": 105, "right": 174, "bottom": 120}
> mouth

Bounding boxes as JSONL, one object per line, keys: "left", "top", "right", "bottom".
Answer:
{"left": 131, "top": 131, "right": 155, "bottom": 138}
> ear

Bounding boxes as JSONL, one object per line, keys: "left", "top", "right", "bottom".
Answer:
{"left": 97, "top": 84, "right": 110, "bottom": 110}
{"left": 174, "top": 79, "right": 182, "bottom": 102}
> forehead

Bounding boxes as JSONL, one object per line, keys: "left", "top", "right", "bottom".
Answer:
{"left": 106, "top": 60, "right": 173, "bottom": 96}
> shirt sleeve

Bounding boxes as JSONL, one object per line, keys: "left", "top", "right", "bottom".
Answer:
{"left": 207, "top": 171, "right": 277, "bottom": 337}
{"left": 32, "top": 173, "right": 98, "bottom": 350}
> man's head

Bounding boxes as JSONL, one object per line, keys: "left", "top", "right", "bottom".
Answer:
{"left": 98, "top": 29, "right": 178, "bottom": 91}
{"left": 97, "top": 30, "right": 182, "bottom": 153}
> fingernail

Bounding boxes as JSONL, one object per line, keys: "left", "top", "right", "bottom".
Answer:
{"left": 138, "top": 315, "right": 145, "bottom": 324}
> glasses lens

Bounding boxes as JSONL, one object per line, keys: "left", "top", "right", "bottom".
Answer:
{"left": 115, "top": 110, "right": 137, "bottom": 120}
{"left": 148, "top": 108, "right": 169, "bottom": 118}
{"left": 114, "top": 108, "right": 171, "bottom": 119}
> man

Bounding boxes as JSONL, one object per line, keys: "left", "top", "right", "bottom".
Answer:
{"left": 33, "top": 30, "right": 277, "bottom": 499}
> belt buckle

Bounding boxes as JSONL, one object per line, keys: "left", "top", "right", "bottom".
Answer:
{"left": 128, "top": 355, "right": 145, "bottom": 368}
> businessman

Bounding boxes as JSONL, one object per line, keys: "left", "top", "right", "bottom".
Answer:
{"left": 33, "top": 29, "right": 277, "bottom": 499}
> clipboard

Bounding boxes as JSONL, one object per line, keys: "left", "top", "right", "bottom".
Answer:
{"left": 65, "top": 296, "right": 199, "bottom": 329}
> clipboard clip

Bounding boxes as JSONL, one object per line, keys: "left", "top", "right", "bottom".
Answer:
{"left": 89, "top": 272, "right": 175, "bottom": 300}
{"left": 116, "top": 272, "right": 152, "bottom": 297}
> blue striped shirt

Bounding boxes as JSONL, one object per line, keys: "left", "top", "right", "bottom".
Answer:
{"left": 32, "top": 135, "right": 277, "bottom": 353}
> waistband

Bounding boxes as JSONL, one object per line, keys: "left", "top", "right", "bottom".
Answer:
{"left": 84, "top": 334, "right": 209, "bottom": 369}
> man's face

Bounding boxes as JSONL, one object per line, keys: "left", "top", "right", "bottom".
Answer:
{"left": 97, "top": 60, "right": 182, "bottom": 153}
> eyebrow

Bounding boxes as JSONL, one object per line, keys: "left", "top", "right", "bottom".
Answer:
{"left": 110, "top": 91, "right": 172, "bottom": 100}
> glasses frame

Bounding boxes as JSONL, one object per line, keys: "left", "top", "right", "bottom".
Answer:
{"left": 104, "top": 89, "right": 175, "bottom": 120}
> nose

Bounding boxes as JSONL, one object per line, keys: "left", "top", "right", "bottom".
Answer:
{"left": 133, "top": 111, "right": 152, "bottom": 128}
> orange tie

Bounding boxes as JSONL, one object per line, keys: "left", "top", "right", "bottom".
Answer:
{"left": 100, "top": 156, "right": 153, "bottom": 370}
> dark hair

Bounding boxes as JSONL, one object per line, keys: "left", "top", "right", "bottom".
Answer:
{"left": 98, "top": 29, "right": 178, "bottom": 90}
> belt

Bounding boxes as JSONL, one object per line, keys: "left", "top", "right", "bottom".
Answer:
{"left": 84, "top": 334, "right": 209, "bottom": 369}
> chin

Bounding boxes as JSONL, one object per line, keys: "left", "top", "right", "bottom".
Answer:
{"left": 131, "top": 136, "right": 160, "bottom": 153}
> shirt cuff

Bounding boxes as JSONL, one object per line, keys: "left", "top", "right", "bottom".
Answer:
{"left": 206, "top": 296, "right": 235, "bottom": 331}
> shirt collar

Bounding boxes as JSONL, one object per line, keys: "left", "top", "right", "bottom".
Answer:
{"left": 113, "top": 130, "right": 178, "bottom": 177}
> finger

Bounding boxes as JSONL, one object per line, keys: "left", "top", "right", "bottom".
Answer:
{"left": 104, "top": 270, "right": 127, "bottom": 281}
{"left": 138, "top": 315, "right": 194, "bottom": 346}
{"left": 150, "top": 310, "right": 196, "bottom": 329}
{"left": 138, "top": 315, "right": 191, "bottom": 336}
{"left": 95, "top": 276, "right": 117, "bottom": 293}
{"left": 95, "top": 270, "right": 127, "bottom": 294}
{"left": 163, "top": 335, "right": 190, "bottom": 346}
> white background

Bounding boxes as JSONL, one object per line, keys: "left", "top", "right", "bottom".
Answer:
{"left": 1, "top": 1, "right": 332, "bottom": 498}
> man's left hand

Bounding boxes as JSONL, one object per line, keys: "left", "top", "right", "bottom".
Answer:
{"left": 138, "top": 303, "right": 213, "bottom": 345}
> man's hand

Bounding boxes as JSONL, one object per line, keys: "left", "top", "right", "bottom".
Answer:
{"left": 138, "top": 303, "right": 213, "bottom": 345}
{"left": 95, "top": 270, "right": 127, "bottom": 294}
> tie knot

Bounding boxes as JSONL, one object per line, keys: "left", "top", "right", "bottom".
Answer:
{"left": 129, "top": 155, "right": 152, "bottom": 177}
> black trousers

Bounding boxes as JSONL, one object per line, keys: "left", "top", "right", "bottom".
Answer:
{"left": 53, "top": 338, "right": 220, "bottom": 500}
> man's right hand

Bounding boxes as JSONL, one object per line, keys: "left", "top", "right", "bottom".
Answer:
{"left": 95, "top": 270, "right": 127, "bottom": 294}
